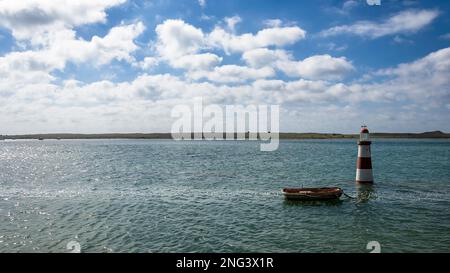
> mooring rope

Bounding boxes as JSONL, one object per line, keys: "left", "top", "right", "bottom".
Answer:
{"left": 342, "top": 191, "right": 356, "bottom": 199}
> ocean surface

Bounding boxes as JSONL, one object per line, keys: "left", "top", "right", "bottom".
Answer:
{"left": 0, "top": 139, "right": 449, "bottom": 253}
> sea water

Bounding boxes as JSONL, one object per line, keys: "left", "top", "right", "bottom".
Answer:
{"left": 0, "top": 139, "right": 449, "bottom": 252}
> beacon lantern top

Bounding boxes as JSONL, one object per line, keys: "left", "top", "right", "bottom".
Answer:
{"left": 360, "top": 125, "right": 370, "bottom": 141}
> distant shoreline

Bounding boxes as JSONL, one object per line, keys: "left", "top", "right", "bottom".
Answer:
{"left": 1, "top": 131, "right": 449, "bottom": 140}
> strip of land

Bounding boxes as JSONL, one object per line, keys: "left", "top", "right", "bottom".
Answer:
{"left": 1, "top": 131, "right": 449, "bottom": 140}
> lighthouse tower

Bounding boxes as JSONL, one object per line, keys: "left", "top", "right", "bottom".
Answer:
{"left": 356, "top": 125, "right": 374, "bottom": 184}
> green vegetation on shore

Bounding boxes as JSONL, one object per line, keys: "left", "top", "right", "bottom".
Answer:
{"left": 1, "top": 131, "right": 449, "bottom": 140}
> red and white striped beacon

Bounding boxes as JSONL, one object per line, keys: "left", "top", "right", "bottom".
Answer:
{"left": 356, "top": 125, "right": 374, "bottom": 184}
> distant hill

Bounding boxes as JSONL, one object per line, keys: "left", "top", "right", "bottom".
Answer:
{"left": 1, "top": 131, "right": 449, "bottom": 140}
{"left": 371, "top": 131, "right": 449, "bottom": 139}
{"left": 418, "top": 130, "right": 445, "bottom": 136}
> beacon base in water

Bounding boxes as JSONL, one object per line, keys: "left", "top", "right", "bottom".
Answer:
{"left": 356, "top": 126, "right": 374, "bottom": 184}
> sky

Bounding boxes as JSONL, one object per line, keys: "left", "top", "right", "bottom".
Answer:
{"left": 0, "top": 0, "right": 450, "bottom": 134}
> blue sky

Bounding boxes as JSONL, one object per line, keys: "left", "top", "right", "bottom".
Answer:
{"left": 0, "top": 0, "right": 450, "bottom": 134}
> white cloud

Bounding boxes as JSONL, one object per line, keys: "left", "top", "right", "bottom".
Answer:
{"left": 2, "top": 47, "right": 450, "bottom": 133}
{"left": 153, "top": 18, "right": 306, "bottom": 74}
{"left": 330, "top": 47, "right": 450, "bottom": 107}
{"left": 49, "top": 22, "right": 144, "bottom": 66}
{"left": 393, "top": 35, "right": 413, "bottom": 44}
{"left": 242, "top": 48, "right": 291, "bottom": 68}
{"left": 208, "top": 25, "right": 306, "bottom": 54}
{"left": 323, "top": 42, "right": 348, "bottom": 52}
{"left": 278, "top": 55, "right": 355, "bottom": 80}
{"left": 0, "top": 0, "right": 126, "bottom": 42}
{"left": 0, "top": 0, "right": 143, "bottom": 90}
{"left": 263, "top": 19, "right": 283, "bottom": 28}
{"left": 188, "top": 65, "right": 275, "bottom": 83}
{"left": 373, "top": 47, "right": 450, "bottom": 98}
{"left": 58, "top": 22, "right": 145, "bottom": 65}
{"left": 243, "top": 48, "right": 354, "bottom": 80}
{"left": 198, "top": 0, "right": 206, "bottom": 8}
{"left": 224, "top": 15, "right": 242, "bottom": 32}
{"left": 171, "top": 53, "right": 222, "bottom": 70}
{"left": 321, "top": 9, "right": 439, "bottom": 39}
{"left": 2, "top": 5, "right": 449, "bottom": 135}
{"left": 155, "top": 19, "right": 210, "bottom": 70}
{"left": 376, "top": 47, "right": 450, "bottom": 79}
{"left": 156, "top": 19, "right": 204, "bottom": 59}
{"left": 0, "top": 54, "right": 56, "bottom": 97}
{"left": 154, "top": 18, "right": 306, "bottom": 57}
{"left": 342, "top": 0, "right": 358, "bottom": 10}
{"left": 439, "top": 33, "right": 450, "bottom": 40}
{"left": 0, "top": 21, "right": 145, "bottom": 95}
{"left": 154, "top": 19, "right": 224, "bottom": 71}
{"left": 325, "top": 0, "right": 360, "bottom": 16}
{"left": 155, "top": 19, "right": 205, "bottom": 58}
{"left": 138, "top": 57, "right": 159, "bottom": 70}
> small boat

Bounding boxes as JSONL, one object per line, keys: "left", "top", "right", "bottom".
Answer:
{"left": 282, "top": 187, "right": 343, "bottom": 201}
{"left": 38, "top": 137, "right": 44, "bottom": 140}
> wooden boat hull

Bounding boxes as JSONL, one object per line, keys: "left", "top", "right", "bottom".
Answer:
{"left": 282, "top": 187, "right": 343, "bottom": 201}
